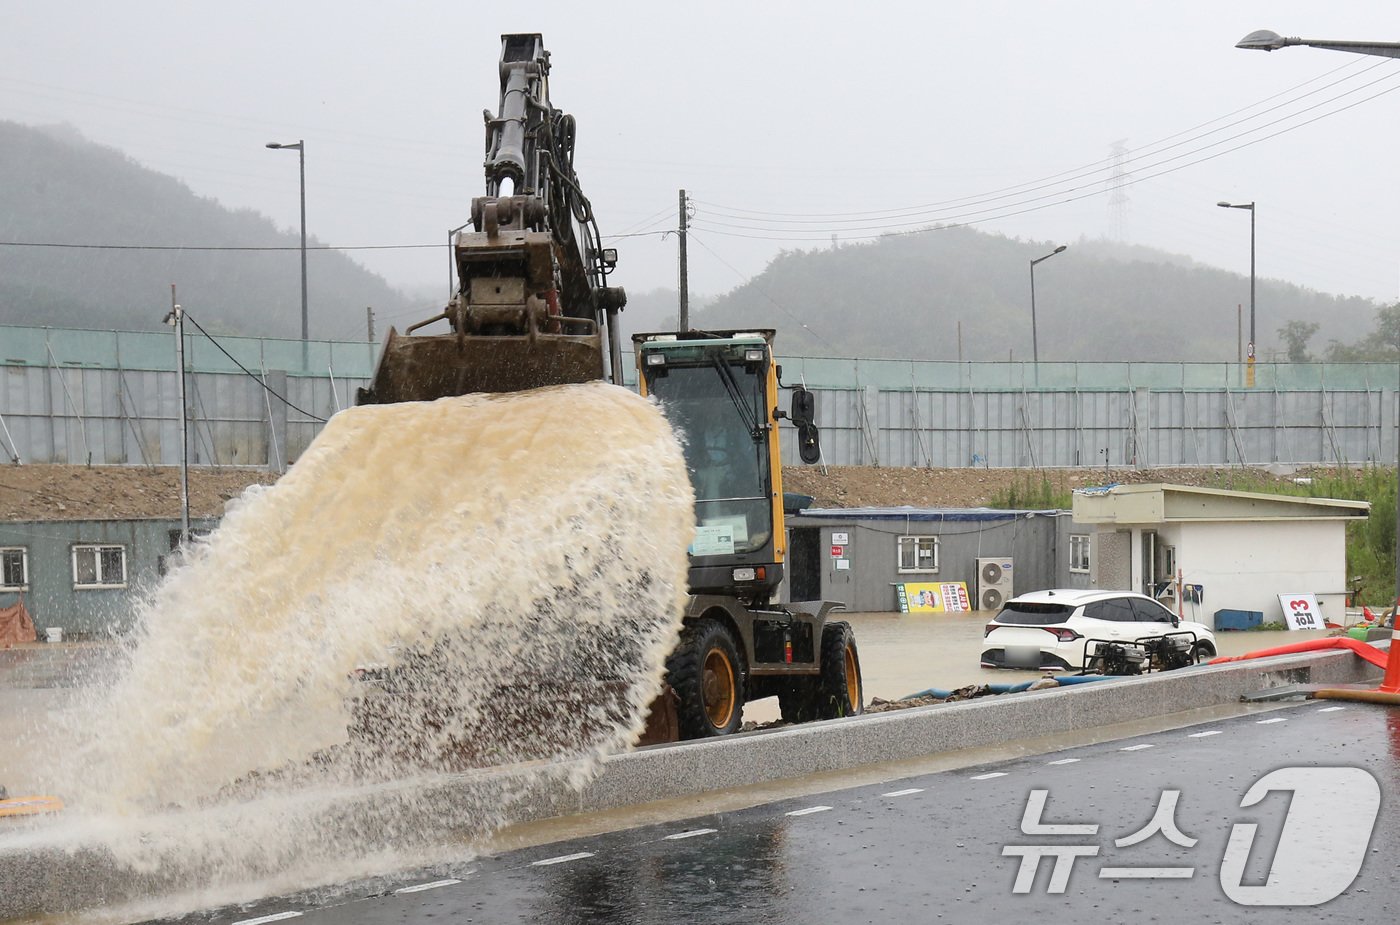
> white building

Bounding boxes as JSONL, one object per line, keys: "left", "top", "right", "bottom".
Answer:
{"left": 1071, "top": 483, "right": 1369, "bottom": 628}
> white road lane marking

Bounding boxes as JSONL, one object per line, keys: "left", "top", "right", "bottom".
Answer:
{"left": 1317, "top": 706, "right": 1346, "bottom": 713}
{"left": 971, "top": 772, "right": 1008, "bottom": 780}
{"left": 1257, "top": 717, "right": 1288, "bottom": 725}
{"left": 532, "top": 852, "right": 595, "bottom": 866}
{"left": 395, "top": 879, "right": 461, "bottom": 894}
{"left": 882, "top": 788, "right": 924, "bottom": 797}
{"left": 786, "top": 806, "right": 832, "bottom": 816}
{"left": 1100, "top": 867, "right": 1194, "bottom": 879}
{"left": 233, "top": 913, "right": 302, "bottom": 925}
{"left": 1047, "top": 758, "right": 1080, "bottom": 766}
{"left": 1188, "top": 730, "right": 1222, "bottom": 738}
{"left": 1121, "top": 744, "right": 1154, "bottom": 751}
{"left": 665, "top": 828, "right": 718, "bottom": 840}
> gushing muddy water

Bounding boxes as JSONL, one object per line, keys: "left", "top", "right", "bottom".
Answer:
{"left": 5, "top": 382, "right": 694, "bottom": 917}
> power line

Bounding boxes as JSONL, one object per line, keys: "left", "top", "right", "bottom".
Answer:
{"left": 601, "top": 229, "right": 674, "bottom": 241}
{"left": 686, "top": 230, "right": 835, "bottom": 351}
{"left": 0, "top": 241, "right": 438, "bottom": 252}
{"left": 689, "top": 77, "right": 1400, "bottom": 244}
{"left": 697, "top": 56, "right": 1390, "bottom": 222}
{"left": 179, "top": 309, "right": 327, "bottom": 423}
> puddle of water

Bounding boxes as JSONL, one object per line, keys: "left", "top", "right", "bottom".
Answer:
{"left": 745, "top": 612, "right": 1336, "bottom": 723}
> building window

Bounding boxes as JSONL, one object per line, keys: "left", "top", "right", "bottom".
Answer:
{"left": 1070, "top": 534, "right": 1092, "bottom": 573}
{"left": 0, "top": 547, "right": 27, "bottom": 591}
{"left": 897, "top": 535, "right": 939, "bottom": 574}
{"left": 72, "top": 544, "right": 127, "bottom": 589}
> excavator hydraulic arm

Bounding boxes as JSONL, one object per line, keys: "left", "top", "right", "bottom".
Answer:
{"left": 358, "top": 33, "right": 626, "bottom": 405}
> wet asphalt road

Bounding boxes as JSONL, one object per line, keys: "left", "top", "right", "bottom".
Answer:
{"left": 190, "top": 702, "right": 1400, "bottom": 925}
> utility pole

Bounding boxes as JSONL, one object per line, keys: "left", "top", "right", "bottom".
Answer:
{"left": 165, "top": 284, "right": 190, "bottom": 547}
{"left": 677, "top": 189, "right": 689, "bottom": 331}
{"left": 366, "top": 307, "right": 376, "bottom": 344}
{"left": 1237, "top": 304, "right": 1243, "bottom": 386}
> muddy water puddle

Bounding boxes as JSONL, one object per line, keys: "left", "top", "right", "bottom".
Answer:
{"left": 744, "top": 612, "right": 1336, "bottom": 723}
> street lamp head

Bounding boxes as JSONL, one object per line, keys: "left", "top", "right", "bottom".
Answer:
{"left": 1218, "top": 201, "right": 1255, "bottom": 211}
{"left": 266, "top": 141, "right": 303, "bottom": 150}
{"left": 1030, "top": 244, "right": 1068, "bottom": 267}
{"left": 1236, "top": 30, "right": 1294, "bottom": 51}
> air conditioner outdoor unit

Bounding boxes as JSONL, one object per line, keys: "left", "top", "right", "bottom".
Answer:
{"left": 977, "top": 557, "right": 1014, "bottom": 611}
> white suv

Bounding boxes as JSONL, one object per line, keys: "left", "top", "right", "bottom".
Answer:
{"left": 980, "top": 589, "right": 1217, "bottom": 671}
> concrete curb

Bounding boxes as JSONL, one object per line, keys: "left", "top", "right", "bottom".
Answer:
{"left": 562, "top": 644, "right": 1379, "bottom": 818}
{"left": 0, "top": 647, "right": 1381, "bottom": 921}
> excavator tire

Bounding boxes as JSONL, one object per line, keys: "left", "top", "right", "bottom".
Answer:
{"left": 815, "top": 621, "right": 864, "bottom": 720}
{"left": 667, "top": 618, "right": 745, "bottom": 738}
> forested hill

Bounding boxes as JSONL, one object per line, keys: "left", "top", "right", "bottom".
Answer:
{"left": 691, "top": 226, "right": 1379, "bottom": 362}
{"left": 0, "top": 122, "right": 412, "bottom": 338}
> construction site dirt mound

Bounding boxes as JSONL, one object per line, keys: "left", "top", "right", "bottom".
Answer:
{"left": 0, "top": 466, "right": 279, "bottom": 521}
{"left": 782, "top": 464, "right": 1360, "bottom": 509}
{"left": 0, "top": 462, "right": 1367, "bottom": 522}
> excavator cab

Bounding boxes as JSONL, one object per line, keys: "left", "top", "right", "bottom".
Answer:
{"left": 635, "top": 330, "right": 860, "bottom": 739}
{"left": 634, "top": 331, "right": 786, "bottom": 599}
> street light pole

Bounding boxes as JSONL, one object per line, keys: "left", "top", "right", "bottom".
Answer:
{"left": 163, "top": 285, "right": 189, "bottom": 547}
{"left": 1029, "top": 245, "right": 1067, "bottom": 382}
{"left": 1217, "top": 201, "right": 1256, "bottom": 386}
{"left": 266, "top": 140, "right": 307, "bottom": 362}
{"left": 1236, "top": 29, "right": 1400, "bottom": 607}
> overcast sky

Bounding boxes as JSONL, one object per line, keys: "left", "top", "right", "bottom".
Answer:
{"left": 6, "top": 2, "right": 1400, "bottom": 339}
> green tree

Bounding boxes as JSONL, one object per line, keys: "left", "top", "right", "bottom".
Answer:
{"left": 1324, "top": 303, "right": 1400, "bottom": 361}
{"left": 1277, "top": 320, "right": 1319, "bottom": 362}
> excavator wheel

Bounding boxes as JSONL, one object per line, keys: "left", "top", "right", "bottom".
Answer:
{"left": 667, "top": 617, "right": 745, "bottom": 738}
{"left": 815, "top": 621, "right": 864, "bottom": 720}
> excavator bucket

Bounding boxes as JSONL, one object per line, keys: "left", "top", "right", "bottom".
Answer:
{"left": 358, "top": 326, "right": 606, "bottom": 404}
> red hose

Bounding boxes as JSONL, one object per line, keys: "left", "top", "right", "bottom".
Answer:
{"left": 1208, "top": 636, "right": 1388, "bottom": 669}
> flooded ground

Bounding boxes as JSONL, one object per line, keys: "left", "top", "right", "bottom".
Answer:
{"left": 2, "top": 617, "right": 1347, "bottom": 789}
{"left": 743, "top": 611, "right": 1338, "bottom": 723}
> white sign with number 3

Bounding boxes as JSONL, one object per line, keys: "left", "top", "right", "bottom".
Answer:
{"left": 1277, "top": 593, "right": 1323, "bottom": 631}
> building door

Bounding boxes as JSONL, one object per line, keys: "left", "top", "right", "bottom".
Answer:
{"left": 1141, "top": 530, "right": 1157, "bottom": 597}
{"left": 788, "top": 527, "right": 822, "bottom": 602}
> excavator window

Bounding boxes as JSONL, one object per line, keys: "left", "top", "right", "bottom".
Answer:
{"left": 646, "top": 358, "right": 772, "bottom": 556}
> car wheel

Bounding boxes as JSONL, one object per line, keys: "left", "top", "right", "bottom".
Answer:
{"left": 1192, "top": 641, "right": 1216, "bottom": 663}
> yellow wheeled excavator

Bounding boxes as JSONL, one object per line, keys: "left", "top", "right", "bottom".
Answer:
{"left": 358, "top": 33, "right": 861, "bottom": 744}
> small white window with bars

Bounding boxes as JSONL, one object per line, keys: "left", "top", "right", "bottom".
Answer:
{"left": 72, "top": 544, "right": 127, "bottom": 589}
{"left": 897, "top": 535, "right": 939, "bottom": 574}
{"left": 1070, "top": 534, "right": 1092, "bottom": 574}
{"left": 0, "top": 547, "right": 27, "bottom": 591}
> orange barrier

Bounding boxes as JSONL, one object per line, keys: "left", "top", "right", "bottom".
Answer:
{"left": 1208, "top": 636, "right": 1389, "bottom": 670}
{"left": 1311, "top": 625, "right": 1400, "bottom": 705}
{"left": 1380, "top": 626, "right": 1400, "bottom": 694}
{"left": 1315, "top": 688, "right": 1400, "bottom": 706}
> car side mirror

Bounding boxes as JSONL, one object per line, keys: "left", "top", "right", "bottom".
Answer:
{"left": 790, "top": 387, "right": 821, "bottom": 464}
{"left": 1171, "top": 615, "right": 1180, "bottom": 627}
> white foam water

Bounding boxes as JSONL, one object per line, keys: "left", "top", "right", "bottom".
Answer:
{"left": 12, "top": 382, "right": 694, "bottom": 916}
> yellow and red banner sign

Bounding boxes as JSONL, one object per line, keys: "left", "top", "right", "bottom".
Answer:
{"left": 896, "top": 582, "right": 972, "bottom": 613}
